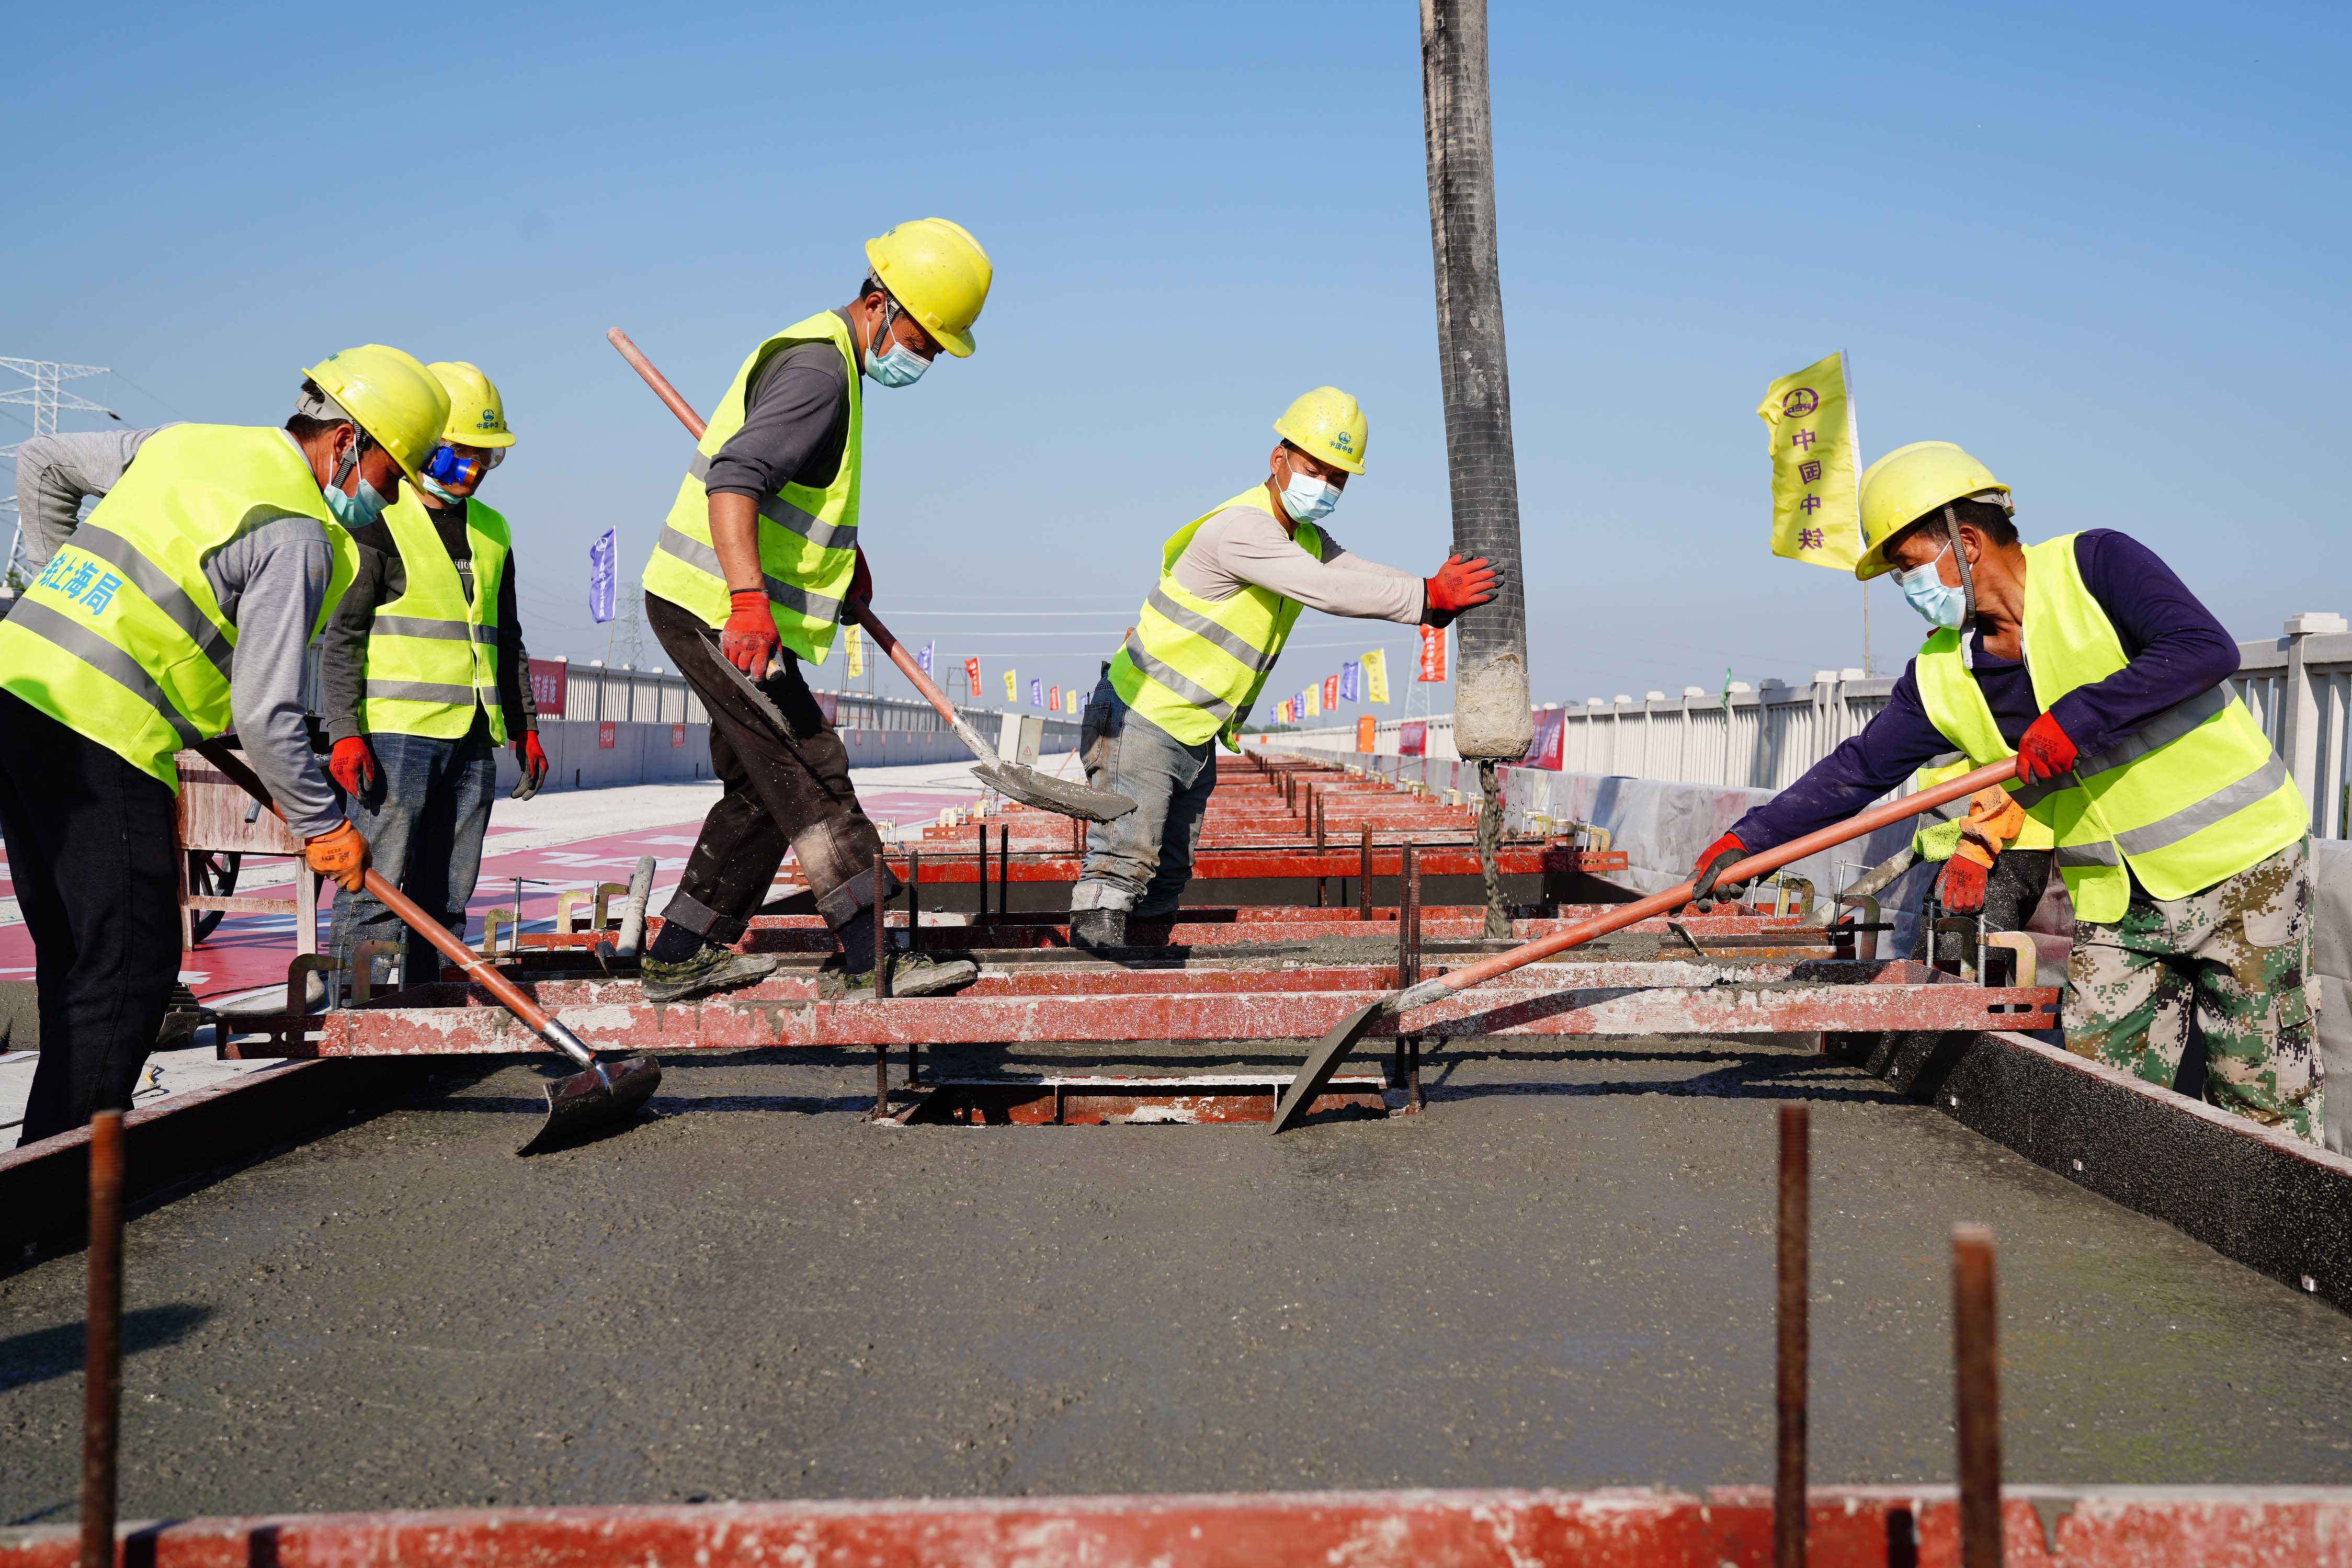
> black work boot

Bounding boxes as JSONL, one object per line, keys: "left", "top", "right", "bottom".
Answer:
{"left": 642, "top": 940, "right": 781, "bottom": 1003}
{"left": 1070, "top": 908, "right": 1127, "bottom": 954}
{"left": 820, "top": 952, "right": 980, "bottom": 1003}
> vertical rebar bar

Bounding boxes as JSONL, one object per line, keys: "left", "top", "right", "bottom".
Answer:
{"left": 872, "top": 853, "right": 890, "bottom": 999}
{"left": 81, "top": 1109, "right": 124, "bottom": 1568}
{"left": 1953, "top": 1223, "right": 2003, "bottom": 1568}
{"left": 998, "top": 826, "right": 1010, "bottom": 922}
{"left": 906, "top": 851, "right": 921, "bottom": 957}
{"left": 1400, "top": 844, "right": 1423, "bottom": 988}
{"left": 1775, "top": 1104, "right": 1810, "bottom": 1568}
{"left": 975, "top": 822, "right": 987, "bottom": 924}
{"left": 1359, "top": 825, "right": 1374, "bottom": 920}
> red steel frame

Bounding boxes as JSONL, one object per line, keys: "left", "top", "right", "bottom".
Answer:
{"left": 5, "top": 1485, "right": 2346, "bottom": 1566}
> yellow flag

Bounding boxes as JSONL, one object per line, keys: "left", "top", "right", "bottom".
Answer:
{"left": 1064, "top": 688, "right": 1079, "bottom": 715}
{"left": 1305, "top": 684, "right": 1322, "bottom": 719}
{"left": 1002, "top": 668, "right": 1017, "bottom": 702}
{"left": 1757, "top": 350, "right": 1862, "bottom": 571}
{"left": 844, "top": 624, "right": 863, "bottom": 679}
{"left": 1361, "top": 648, "right": 1390, "bottom": 705}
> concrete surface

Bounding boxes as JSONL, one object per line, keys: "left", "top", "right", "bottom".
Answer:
{"left": 2, "top": 1033, "right": 2348, "bottom": 1526}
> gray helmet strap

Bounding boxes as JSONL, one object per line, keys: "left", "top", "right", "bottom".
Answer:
{"left": 1945, "top": 507, "right": 1978, "bottom": 628}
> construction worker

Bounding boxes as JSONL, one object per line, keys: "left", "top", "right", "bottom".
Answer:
{"left": 1067, "top": 389, "right": 1501, "bottom": 950}
{"left": 637, "top": 219, "right": 990, "bottom": 1003}
{"left": 320, "top": 362, "right": 549, "bottom": 986}
{"left": 0, "top": 346, "right": 448, "bottom": 1143}
{"left": 6, "top": 426, "right": 175, "bottom": 595}
{"left": 1687, "top": 442, "right": 2321, "bottom": 1142}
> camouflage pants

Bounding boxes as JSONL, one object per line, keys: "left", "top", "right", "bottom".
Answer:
{"left": 2065, "top": 837, "right": 2323, "bottom": 1144}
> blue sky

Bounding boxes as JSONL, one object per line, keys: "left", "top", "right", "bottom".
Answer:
{"left": 5, "top": 2, "right": 2344, "bottom": 724}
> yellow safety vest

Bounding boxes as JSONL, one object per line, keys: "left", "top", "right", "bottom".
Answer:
{"left": 360, "top": 493, "right": 512, "bottom": 744}
{"left": 1910, "top": 630, "right": 2058, "bottom": 855}
{"left": 1911, "top": 533, "right": 2303, "bottom": 922}
{"left": 1108, "top": 489, "right": 1325, "bottom": 751}
{"left": 642, "top": 311, "right": 861, "bottom": 663}
{"left": 0, "top": 424, "right": 356, "bottom": 789}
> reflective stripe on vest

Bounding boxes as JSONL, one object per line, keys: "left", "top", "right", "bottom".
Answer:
{"left": 642, "top": 312, "right": 861, "bottom": 663}
{"left": 2017, "top": 532, "right": 2304, "bottom": 919}
{"left": 1107, "top": 490, "right": 1324, "bottom": 749}
{"left": 0, "top": 424, "right": 355, "bottom": 789}
{"left": 360, "top": 494, "right": 510, "bottom": 743}
{"left": 1908, "top": 628, "right": 2058, "bottom": 853}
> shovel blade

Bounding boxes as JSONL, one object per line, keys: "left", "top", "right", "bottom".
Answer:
{"left": 972, "top": 760, "right": 1138, "bottom": 823}
{"left": 518, "top": 1054, "right": 663, "bottom": 1155}
{"left": 1269, "top": 1002, "right": 1383, "bottom": 1134}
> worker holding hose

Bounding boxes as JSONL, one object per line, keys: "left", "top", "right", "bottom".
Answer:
{"left": 1686, "top": 442, "right": 2320, "bottom": 1142}
{"left": 1066, "top": 390, "right": 1500, "bottom": 952}
{"left": 319, "top": 362, "right": 548, "bottom": 988}
{"left": 635, "top": 220, "right": 989, "bottom": 1003}
{"left": 0, "top": 347, "right": 448, "bottom": 1142}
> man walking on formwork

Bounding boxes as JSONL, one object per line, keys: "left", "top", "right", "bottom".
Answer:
{"left": 1066, "top": 389, "right": 1501, "bottom": 951}
{"left": 0, "top": 347, "right": 448, "bottom": 1141}
{"left": 319, "top": 361, "right": 550, "bottom": 987}
{"left": 636, "top": 220, "right": 988, "bottom": 1004}
{"left": 1685, "top": 442, "right": 2322, "bottom": 1142}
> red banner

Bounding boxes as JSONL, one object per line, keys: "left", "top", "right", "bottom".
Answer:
{"left": 1416, "top": 626, "right": 1447, "bottom": 683}
{"left": 672, "top": 722, "right": 687, "bottom": 748}
{"left": 1048, "top": 684, "right": 1061, "bottom": 713}
{"left": 1322, "top": 674, "right": 1339, "bottom": 711}
{"left": 964, "top": 657, "right": 982, "bottom": 695}
{"left": 1521, "top": 707, "right": 1564, "bottom": 770}
{"left": 1399, "top": 720, "right": 1427, "bottom": 757}
{"left": 528, "top": 657, "right": 568, "bottom": 715}
{"left": 597, "top": 721, "right": 617, "bottom": 750}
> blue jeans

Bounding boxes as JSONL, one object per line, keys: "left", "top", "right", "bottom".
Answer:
{"left": 1070, "top": 677, "right": 1215, "bottom": 919}
{"left": 328, "top": 727, "right": 499, "bottom": 985}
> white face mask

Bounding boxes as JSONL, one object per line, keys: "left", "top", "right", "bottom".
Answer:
{"left": 1278, "top": 463, "right": 1340, "bottom": 524}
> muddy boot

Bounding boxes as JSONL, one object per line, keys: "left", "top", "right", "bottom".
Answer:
{"left": 641, "top": 941, "right": 781, "bottom": 1003}
{"left": 821, "top": 952, "right": 981, "bottom": 1003}
{"left": 1070, "top": 908, "right": 1126, "bottom": 954}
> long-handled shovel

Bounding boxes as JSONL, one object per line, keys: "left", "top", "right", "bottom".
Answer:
{"left": 198, "top": 742, "right": 662, "bottom": 1154}
{"left": 1269, "top": 757, "right": 2022, "bottom": 1132}
{"left": 606, "top": 327, "right": 1137, "bottom": 824}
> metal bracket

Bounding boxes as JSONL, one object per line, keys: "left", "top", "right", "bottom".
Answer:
{"left": 349, "top": 941, "right": 402, "bottom": 1002}
{"left": 285, "top": 952, "right": 342, "bottom": 1016}
{"left": 480, "top": 908, "right": 516, "bottom": 957}
{"left": 1980, "top": 931, "right": 2037, "bottom": 990}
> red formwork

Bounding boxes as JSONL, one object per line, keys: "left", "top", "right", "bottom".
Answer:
{"left": 6, "top": 1486, "right": 2348, "bottom": 1566}
{"left": 222, "top": 962, "right": 2055, "bottom": 1060}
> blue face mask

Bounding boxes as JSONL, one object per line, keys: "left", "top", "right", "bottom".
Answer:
{"left": 1279, "top": 467, "right": 1340, "bottom": 525}
{"left": 322, "top": 474, "right": 392, "bottom": 528}
{"left": 1895, "top": 542, "right": 1970, "bottom": 629}
{"left": 863, "top": 298, "right": 933, "bottom": 388}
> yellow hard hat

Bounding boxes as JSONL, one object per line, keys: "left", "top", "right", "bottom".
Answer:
{"left": 1272, "top": 387, "right": 1368, "bottom": 475}
{"left": 425, "top": 361, "right": 515, "bottom": 449}
{"left": 303, "top": 345, "right": 451, "bottom": 487}
{"left": 864, "top": 218, "right": 991, "bottom": 359}
{"left": 1854, "top": 440, "right": 2010, "bottom": 581}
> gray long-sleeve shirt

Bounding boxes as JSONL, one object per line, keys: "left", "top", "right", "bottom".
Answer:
{"left": 319, "top": 498, "right": 537, "bottom": 745}
{"left": 1169, "top": 495, "right": 1427, "bottom": 624}
{"left": 700, "top": 314, "right": 855, "bottom": 501}
{"left": 11, "top": 426, "right": 170, "bottom": 577}
{"left": 14, "top": 427, "right": 343, "bottom": 836}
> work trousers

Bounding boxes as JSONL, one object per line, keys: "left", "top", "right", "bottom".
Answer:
{"left": 328, "top": 722, "right": 499, "bottom": 986}
{"left": 0, "top": 691, "right": 183, "bottom": 1144}
{"left": 2066, "top": 837, "right": 2324, "bottom": 1144}
{"left": 1070, "top": 677, "right": 1215, "bottom": 919}
{"left": 648, "top": 592, "right": 890, "bottom": 942}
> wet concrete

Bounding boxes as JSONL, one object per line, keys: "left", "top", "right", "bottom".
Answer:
{"left": 3, "top": 1035, "right": 2349, "bottom": 1525}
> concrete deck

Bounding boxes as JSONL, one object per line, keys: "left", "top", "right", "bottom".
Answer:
{"left": 2, "top": 1034, "right": 2347, "bottom": 1526}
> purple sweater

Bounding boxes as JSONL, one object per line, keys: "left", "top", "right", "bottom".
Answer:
{"left": 1729, "top": 531, "right": 2242, "bottom": 855}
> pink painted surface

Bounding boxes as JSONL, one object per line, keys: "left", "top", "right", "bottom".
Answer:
{"left": 0, "top": 787, "right": 972, "bottom": 1001}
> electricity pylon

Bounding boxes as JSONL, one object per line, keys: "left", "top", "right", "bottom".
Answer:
{"left": 1, "top": 359, "right": 113, "bottom": 591}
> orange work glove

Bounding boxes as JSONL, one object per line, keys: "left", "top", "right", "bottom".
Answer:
{"left": 304, "top": 821, "right": 370, "bottom": 893}
{"left": 2014, "top": 711, "right": 2077, "bottom": 787}
{"left": 721, "top": 589, "right": 781, "bottom": 680}
{"left": 1941, "top": 786, "right": 2022, "bottom": 915}
{"left": 1938, "top": 854, "right": 1991, "bottom": 914}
